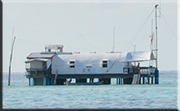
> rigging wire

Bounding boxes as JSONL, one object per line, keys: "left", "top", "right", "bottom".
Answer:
{"left": 80, "top": 34, "right": 109, "bottom": 52}
{"left": 121, "top": 8, "right": 155, "bottom": 52}
{"left": 158, "top": 9, "right": 177, "bottom": 39}
{"left": 107, "top": 8, "right": 155, "bottom": 73}
{"left": 106, "top": 54, "right": 121, "bottom": 73}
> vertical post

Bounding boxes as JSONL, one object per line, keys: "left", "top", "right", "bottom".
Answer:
{"left": 8, "top": 36, "right": 16, "bottom": 86}
{"left": 32, "top": 78, "right": 35, "bottom": 86}
{"left": 139, "top": 77, "right": 141, "bottom": 84}
{"left": 155, "top": 4, "right": 158, "bottom": 69}
{"left": 8, "top": 66, "right": 11, "bottom": 86}
{"left": 154, "top": 4, "right": 159, "bottom": 85}
{"left": 151, "top": 77, "right": 153, "bottom": 84}
{"left": 147, "top": 77, "right": 150, "bottom": 84}
{"left": 133, "top": 45, "right": 136, "bottom": 66}
{"left": 46, "top": 78, "right": 49, "bottom": 85}
{"left": 117, "top": 78, "right": 120, "bottom": 84}
{"left": 29, "top": 78, "right": 31, "bottom": 86}
{"left": 143, "top": 77, "right": 145, "bottom": 84}
{"left": 112, "top": 26, "right": 115, "bottom": 52}
{"left": 43, "top": 77, "right": 46, "bottom": 85}
{"left": 155, "top": 69, "right": 159, "bottom": 84}
{"left": 89, "top": 78, "right": 91, "bottom": 83}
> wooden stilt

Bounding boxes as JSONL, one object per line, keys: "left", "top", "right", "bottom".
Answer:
{"left": 147, "top": 77, "right": 150, "bottom": 84}
{"left": 151, "top": 76, "right": 154, "bottom": 84}
{"left": 143, "top": 77, "right": 145, "bottom": 84}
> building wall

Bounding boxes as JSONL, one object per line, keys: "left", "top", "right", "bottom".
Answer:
{"left": 30, "top": 61, "right": 43, "bottom": 69}
{"left": 51, "top": 53, "right": 128, "bottom": 74}
{"left": 46, "top": 59, "right": 52, "bottom": 69}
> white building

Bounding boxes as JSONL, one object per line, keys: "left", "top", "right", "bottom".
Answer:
{"left": 25, "top": 45, "right": 157, "bottom": 86}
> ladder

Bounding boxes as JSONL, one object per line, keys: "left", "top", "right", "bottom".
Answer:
{"left": 54, "top": 73, "right": 58, "bottom": 84}
{"left": 132, "top": 74, "right": 141, "bottom": 84}
{"left": 51, "top": 73, "right": 58, "bottom": 85}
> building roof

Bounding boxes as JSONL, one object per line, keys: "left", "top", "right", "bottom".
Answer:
{"left": 26, "top": 51, "right": 155, "bottom": 62}
{"left": 27, "top": 53, "right": 55, "bottom": 59}
{"left": 119, "top": 51, "right": 155, "bottom": 62}
{"left": 25, "top": 58, "right": 49, "bottom": 63}
{"left": 53, "top": 51, "right": 155, "bottom": 63}
{"left": 55, "top": 52, "right": 121, "bottom": 63}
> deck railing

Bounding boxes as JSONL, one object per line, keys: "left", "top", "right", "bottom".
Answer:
{"left": 140, "top": 67, "right": 156, "bottom": 75}
{"left": 25, "top": 68, "right": 47, "bottom": 75}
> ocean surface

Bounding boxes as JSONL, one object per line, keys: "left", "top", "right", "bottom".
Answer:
{"left": 3, "top": 71, "right": 177, "bottom": 109}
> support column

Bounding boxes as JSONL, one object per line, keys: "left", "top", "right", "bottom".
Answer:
{"left": 116, "top": 78, "right": 118, "bottom": 84}
{"left": 139, "top": 77, "right": 141, "bottom": 84}
{"left": 89, "top": 78, "right": 92, "bottom": 83}
{"left": 122, "top": 78, "right": 124, "bottom": 84}
{"left": 47, "top": 78, "right": 50, "bottom": 85}
{"left": 139, "top": 77, "right": 142, "bottom": 84}
{"left": 151, "top": 77, "right": 154, "bottom": 84}
{"left": 147, "top": 77, "right": 150, "bottom": 84}
{"left": 124, "top": 78, "right": 133, "bottom": 84}
{"left": 143, "top": 77, "right": 145, "bottom": 84}
{"left": 29, "top": 78, "right": 31, "bottom": 86}
{"left": 32, "top": 78, "right": 35, "bottom": 86}
{"left": 155, "top": 69, "right": 159, "bottom": 84}
{"left": 43, "top": 77, "right": 46, "bottom": 86}
{"left": 91, "top": 78, "right": 94, "bottom": 83}
{"left": 120, "top": 78, "right": 123, "bottom": 84}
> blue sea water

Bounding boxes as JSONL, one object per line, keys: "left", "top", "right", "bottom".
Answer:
{"left": 3, "top": 71, "right": 177, "bottom": 109}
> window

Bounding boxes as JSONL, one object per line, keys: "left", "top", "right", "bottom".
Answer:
{"left": 69, "top": 60, "right": 75, "bottom": 68}
{"left": 102, "top": 60, "right": 108, "bottom": 68}
{"left": 69, "top": 61, "right": 75, "bottom": 64}
{"left": 70, "top": 65, "right": 75, "bottom": 68}
{"left": 86, "top": 65, "right": 92, "bottom": 68}
{"left": 25, "top": 62, "right": 30, "bottom": 69}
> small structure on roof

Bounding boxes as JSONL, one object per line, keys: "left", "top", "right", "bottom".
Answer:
{"left": 45, "top": 44, "right": 64, "bottom": 52}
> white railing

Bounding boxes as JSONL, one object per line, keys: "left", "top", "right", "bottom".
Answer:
{"left": 140, "top": 68, "right": 156, "bottom": 75}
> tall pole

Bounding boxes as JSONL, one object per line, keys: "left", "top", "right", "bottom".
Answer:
{"left": 150, "top": 19, "right": 153, "bottom": 51}
{"left": 155, "top": 4, "right": 158, "bottom": 69}
{"left": 112, "top": 26, "right": 115, "bottom": 52}
{"left": 8, "top": 36, "right": 16, "bottom": 86}
{"left": 134, "top": 45, "right": 136, "bottom": 66}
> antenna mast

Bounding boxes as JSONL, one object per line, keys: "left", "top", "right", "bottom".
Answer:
{"left": 155, "top": 4, "right": 158, "bottom": 69}
{"left": 150, "top": 19, "right": 153, "bottom": 51}
{"left": 112, "top": 26, "right": 115, "bottom": 52}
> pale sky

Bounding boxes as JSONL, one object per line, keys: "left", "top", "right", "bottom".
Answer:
{"left": 3, "top": 0, "right": 177, "bottom": 72}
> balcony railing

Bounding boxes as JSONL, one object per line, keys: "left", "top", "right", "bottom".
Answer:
{"left": 123, "top": 66, "right": 156, "bottom": 75}
{"left": 25, "top": 68, "right": 47, "bottom": 75}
